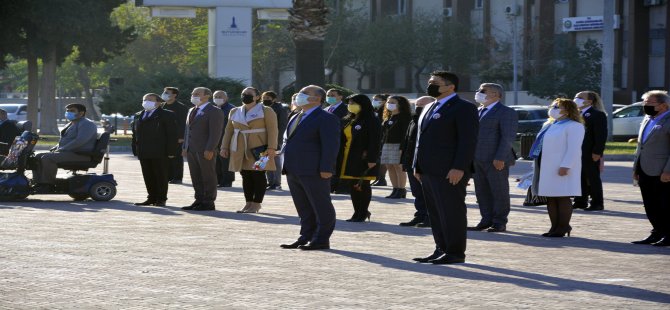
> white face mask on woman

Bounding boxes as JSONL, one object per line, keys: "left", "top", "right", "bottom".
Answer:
{"left": 549, "top": 107, "right": 563, "bottom": 120}
{"left": 386, "top": 103, "right": 397, "bottom": 111}
{"left": 573, "top": 98, "right": 585, "bottom": 108}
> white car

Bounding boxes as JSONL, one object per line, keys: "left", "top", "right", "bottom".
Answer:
{"left": 0, "top": 103, "right": 28, "bottom": 121}
{"left": 612, "top": 102, "right": 643, "bottom": 141}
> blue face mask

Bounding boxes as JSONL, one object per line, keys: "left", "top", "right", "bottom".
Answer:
{"left": 326, "top": 97, "right": 337, "bottom": 105}
{"left": 65, "top": 111, "right": 77, "bottom": 121}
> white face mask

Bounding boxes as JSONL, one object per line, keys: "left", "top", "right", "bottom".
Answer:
{"left": 191, "top": 96, "right": 202, "bottom": 105}
{"left": 549, "top": 107, "right": 563, "bottom": 120}
{"left": 213, "top": 98, "right": 225, "bottom": 105}
{"left": 474, "top": 92, "right": 488, "bottom": 104}
{"left": 573, "top": 98, "right": 585, "bottom": 108}
{"left": 386, "top": 103, "right": 397, "bottom": 111}
{"left": 295, "top": 93, "right": 310, "bottom": 106}
{"left": 142, "top": 100, "right": 156, "bottom": 111}
{"left": 161, "top": 93, "right": 171, "bottom": 101}
{"left": 372, "top": 100, "right": 382, "bottom": 108}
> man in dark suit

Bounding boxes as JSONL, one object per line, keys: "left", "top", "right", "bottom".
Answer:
{"left": 181, "top": 87, "right": 225, "bottom": 211}
{"left": 280, "top": 85, "right": 340, "bottom": 250}
{"left": 263, "top": 91, "right": 288, "bottom": 190}
{"left": 325, "top": 88, "right": 349, "bottom": 194}
{"left": 132, "top": 93, "right": 178, "bottom": 207}
{"left": 413, "top": 71, "right": 478, "bottom": 264}
{"left": 572, "top": 91, "right": 608, "bottom": 211}
{"left": 161, "top": 87, "right": 192, "bottom": 184}
{"left": 0, "top": 109, "right": 21, "bottom": 155}
{"left": 632, "top": 90, "right": 670, "bottom": 247}
{"left": 213, "top": 90, "right": 236, "bottom": 187}
{"left": 469, "top": 83, "right": 518, "bottom": 233}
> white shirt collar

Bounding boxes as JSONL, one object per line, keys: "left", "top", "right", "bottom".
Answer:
{"left": 482, "top": 101, "right": 499, "bottom": 110}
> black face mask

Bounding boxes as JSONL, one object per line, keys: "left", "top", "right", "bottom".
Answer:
{"left": 415, "top": 107, "right": 424, "bottom": 116}
{"left": 643, "top": 105, "right": 659, "bottom": 116}
{"left": 262, "top": 100, "right": 273, "bottom": 106}
{"left": 241, "top": 94, "right": 255, "bottom": 104}
{"left": 426, "top": 84, "right": 442, "bottom": 97}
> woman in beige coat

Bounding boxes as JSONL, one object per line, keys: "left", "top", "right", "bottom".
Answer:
{"left": 220, "top": 87, "right": 278, "bottom": 213}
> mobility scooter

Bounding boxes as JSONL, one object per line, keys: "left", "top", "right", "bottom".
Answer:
{"left": 0, "top": 121, "right": 117, "bottom": 201}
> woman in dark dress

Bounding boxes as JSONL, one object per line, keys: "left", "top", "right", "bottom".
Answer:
{"left": 336, "top": 94, "right": 382, "bottom": 222}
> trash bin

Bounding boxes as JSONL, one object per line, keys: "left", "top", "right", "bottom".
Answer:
{"left": 520, "top": 133, "right": 537, "bottom": 159}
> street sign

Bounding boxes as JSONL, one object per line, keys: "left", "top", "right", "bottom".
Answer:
{"left": 151, "top": 7, "right": 196, "bottom": 18}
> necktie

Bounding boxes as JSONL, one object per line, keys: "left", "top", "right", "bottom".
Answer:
{"left": 421, "top": 102, "right": 439, "bottom": 130}
{"left": 479, "top": 107, "right": 488, "bottom": 119}
{"left": 143, "top": 111, "right": 151, "bottom": 120}
{"left": 288, "top": 112, "right": 304, "bottom": 136}
{"left": 328, "top": 106, "right": 334, "bottom": 113}
{"left": 188, "top": 107, "right": 198, "bottom": 123}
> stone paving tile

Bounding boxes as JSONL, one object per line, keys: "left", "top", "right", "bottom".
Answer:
{"left": 0, "top": 154, "right": 668, "bottom": 309}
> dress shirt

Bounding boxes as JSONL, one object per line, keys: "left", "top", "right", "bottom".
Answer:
{"left": 642, "top": 110, "right": 670, "bottom": 143}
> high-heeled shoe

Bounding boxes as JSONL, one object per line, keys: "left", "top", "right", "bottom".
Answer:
{"left": 349, "top": 211, "right": 371, "bottom": 222}
{"left": 546, "top": 226, "right": 572, "bottom": 237}
{"left": 396, "top": 188, "right": 407, "bottom": 199}
{"left": 385, "top": 188, "right": 398, "bottom": 198}
{"left": 346, "top": 213, "right": 359, "bottom": 222}
{"left": 236, "top": 202, "right": 252, "bottom": 213}
{"left": 238, "top": 202, "right": 261, "bottom": 213}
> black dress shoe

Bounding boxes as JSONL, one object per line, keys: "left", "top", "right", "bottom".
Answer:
{"left": 193, "top": 204, "right": 215, "bottom": 211}
{"left": 412, "top": 250, "right": 443, "bottom": 263}
{"left": 572, "top": 202, "right": 587, "bottom": 209}
{"left": 399, "top": 217, "right": 423, "bottom": 226}
{"left": 169, "top": 180, "right": 182, "bottom": 184}
{"left": 467, "top": 223, "right": 492, "bottom": 231}
{"left": 632, "top": 234, "right": 663, "bottom": 244}
{"left": 280, "top": 240, "right": 308, "bottom": 249}
{"left": 430, "top": 255, "right": 465, "bottom": 265}
{"left": 181, "top": 202, "right": 201, "bottom": 210}
{"left": 652, "top": 237, "right": 670, "bottom": 247}
{"left": 371, "top": 179, "right": 387, "bottom": 186}
{"left": 487, "top": 225, "right": 506, "bottom": 232}
{"left": 415, "top": 221, "right": 431, "bottom": 228}
{"left": 134, "top": 200, "right": 155, "bottom": 206}
{"left": 298, "top": 243, "right": 330, "bottom": 250}
{"left": 584, "top": 205, "right": 604, "bottom": 211}
{"left": 153, "top": 201, "right": 166, "bottom": 207}
{"left": 266, "top": 185, "right": 279, "bottom": 190}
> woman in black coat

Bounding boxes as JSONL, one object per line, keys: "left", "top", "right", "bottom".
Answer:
{"left": 336, "top": 94, "right": 382, "bottom": 222}
{"left": 380, "top": 95, "right": 412, "bottom": 198}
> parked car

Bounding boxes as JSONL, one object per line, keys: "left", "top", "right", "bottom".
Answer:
{"left": 510, "top": 105, "right": 548, "bottom": 138}
{"left": 612, "top": 102, "right": 644, "bottom": 141}
{"left": 0, "top": 103, "right": 28, "bottom": 121}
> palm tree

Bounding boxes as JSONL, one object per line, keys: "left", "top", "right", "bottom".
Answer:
{"left": 288, "top": 0, "right": 330, "bottom": 89}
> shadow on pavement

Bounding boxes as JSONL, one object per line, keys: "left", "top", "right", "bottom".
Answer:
{"left": 329, "top": 249, "right": 670, "bottom": 304}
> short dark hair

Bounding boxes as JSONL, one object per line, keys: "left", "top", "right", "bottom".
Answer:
{"left": 327, "top": 89, "right": 342, "bottom": 97}
{"left": 164, "top": 87, "right": 179, "bottom": 96}
{"left": 66, "top": 103, "right": 87, "bottom": 114}
{"left": 244, "top": 86, "right": 260, "bottom": 96}
{"left": 145, "top": 93, "right": 165, "bottom": 103}
{"left": 262, "top": 91, "right": 277, "bottom": 99}
{"left": 431, "top": 70, "right": 459, "bottom": 92}
{"left": 373, "top": 93, "right": 390, "bottom": 101}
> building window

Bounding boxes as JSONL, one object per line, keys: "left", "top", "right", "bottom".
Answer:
{"left": 380, "top": 0, "right": 407, "bottom": 17}
{"left": 650, "top": 28, "right": 666, "bottom": 57}
{"left": 475, "top": 0, "right": 484, "bottom": 9}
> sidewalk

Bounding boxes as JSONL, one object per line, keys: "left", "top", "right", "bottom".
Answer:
{"left": 0, "top": 155, "right": 667, "bottom": 309}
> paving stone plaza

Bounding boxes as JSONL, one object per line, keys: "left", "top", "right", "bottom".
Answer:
{"left": 0, "top": 153, "right": 668, "bottom": 309}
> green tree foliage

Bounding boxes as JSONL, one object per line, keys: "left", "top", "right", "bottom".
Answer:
{"left": 528, "top": 38, "right": 602, "bottom": 99}
{"left": 252, "top": 21, "right": 294, "bottom": 92}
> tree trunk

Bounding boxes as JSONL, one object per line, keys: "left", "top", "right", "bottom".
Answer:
{"left": 294, "top": 40, "right": 325, "bottom": 90}
{"left": 39, "top": 51, "right": 59, "bottom": 135}
{"left": 78, "top": 66, "right": 99, "bottom": 121}
{"left": 26, "top": 55, "right": 39, "bottom": 127}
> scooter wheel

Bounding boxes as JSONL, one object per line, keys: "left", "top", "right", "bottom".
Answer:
{"left": 89, "top": 182, "right": 116, "bottom": 201}
{"left": 68, "top": 193, "right": 89, "bottom": 201}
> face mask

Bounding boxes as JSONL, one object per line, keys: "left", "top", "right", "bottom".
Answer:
{"left": 644, "top": 105, "right": 659, "bottom": 117}
{"left": 242, "top": 94, "right": 255, "bottom": 104}
{"left": 326, "top": 97, "right": 337, "bottom": 105}
{"left": 372, "top": 100, "right": 382, "bottom": 108}
{"left": 574, "top": 98, "right": 585, "bottom": 108}
{"left": 142, "top": 100, "right": 156, "bottom": 111}
{"left": 474, "top": 92, "right": 487, "bottom": 104}
{"left": 295, "top": 93, "right": 310, "bottom": 106}
{"left": 262, "top": 99, "right": 273, "bottom": 106}
{"left": 191, "top": 96, "right": 201, "bottom": 105}
{"left": 347, "top": 104, "right": 361, "bottom": 114}
{"left": 426, "top": 84, "right": 442, "bottom": 97}
{"left": 415, "top": 107, "right": 424, "bottom": 115}
{"left": 213, "top": 98, "right": 225, "bottom": 105}
{"left": 161, "top": 93, "right": 171, "bottom": 101}
{"left": 549, "top": 107, "right": 563, "bottom": 120}
{"left": 386, "top": 103, "right": 397, "bottom": 111}
{"left": 64, "top": 111, "right": 77, "bottom": 121}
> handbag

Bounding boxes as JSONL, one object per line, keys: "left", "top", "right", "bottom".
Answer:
{"left": 523, "top": 186, "right": 547, "bottom": 206}
{"left": 251, "top": 145, "right": 268, "bottom": 161}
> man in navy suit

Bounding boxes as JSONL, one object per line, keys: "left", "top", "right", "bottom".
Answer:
{"left": 413, "top": 71, "right": 478, "bottom": 264}
{"left": 280, "top": 85, "right": 340, "bottom": 250}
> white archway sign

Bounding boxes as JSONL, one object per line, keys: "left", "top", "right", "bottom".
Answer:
{"left": 137, "top": 0, "right": 292, "bottom": 84}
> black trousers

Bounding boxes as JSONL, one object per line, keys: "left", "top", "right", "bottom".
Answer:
{"left": 168, "top": 143, "right": 184, "bottom": 181}
{"left": 139, "top": 157, "right": 169, "bottom": 202}
{"left": 574, "top": 157, "right": 604, "bottom": 207}
{"left": 638, "top": 166, "right": 670, "bottom": 237}
{"left": 216, "top": 155, "right": 235, "bottom": 186}
{"left": 406, "top": 168, "right": 427, "bottom": 218}
{"left": 348, "top": 180, "right": 372, "bottom": 217}
{"left": 421, "top": 173, "right": 468, "bottom": 259}
{"left": 241, "top": 170, "right": 267, "bottom": 203}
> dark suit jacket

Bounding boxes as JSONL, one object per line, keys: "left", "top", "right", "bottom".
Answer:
{"left": 336, "top": 114, "right": 382, "bottom": 177}
{"left": 0, "top": 120, "right": 21, "bottom": 155}
{"left": 415, "top": 95, "right": 479, "bottom": 176}
{"left": 475, "top": 102, "right": 518, "bottom": 166}
{"left": 328, "top": 102, "right": 349, "bottom": 120}
{"left": 269, "top": 102, "right": 288, "bottom": 148}
{"left": 400, "top": 115, "right": 420, "bottom": 169}
{"left": 217, "top": 102, "right": 235, "bottom": 149}
{"left": 183, "top": 104, "right": 225, "bottom": 153}
{"left": 382, "top": 113, "right": 411, "bottom": 144}
{"left": 282, "top": 107, "right": 340, "bottom": 176}
{"left": 162, "top": 100, "right": 192, "bottom": 140}
{"left": 581, "top": 107, "right": 607, "bottom": 158}
{"left": 131, "top": 108, "right": 178, "bottom": 159}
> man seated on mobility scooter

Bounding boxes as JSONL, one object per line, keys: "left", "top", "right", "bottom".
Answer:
{"left": 32, "top": 103, "right": 97, "bottom": 193}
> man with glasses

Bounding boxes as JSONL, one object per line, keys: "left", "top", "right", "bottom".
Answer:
{"left": 632, "top": 90, "right": 670, "bottom": 247}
